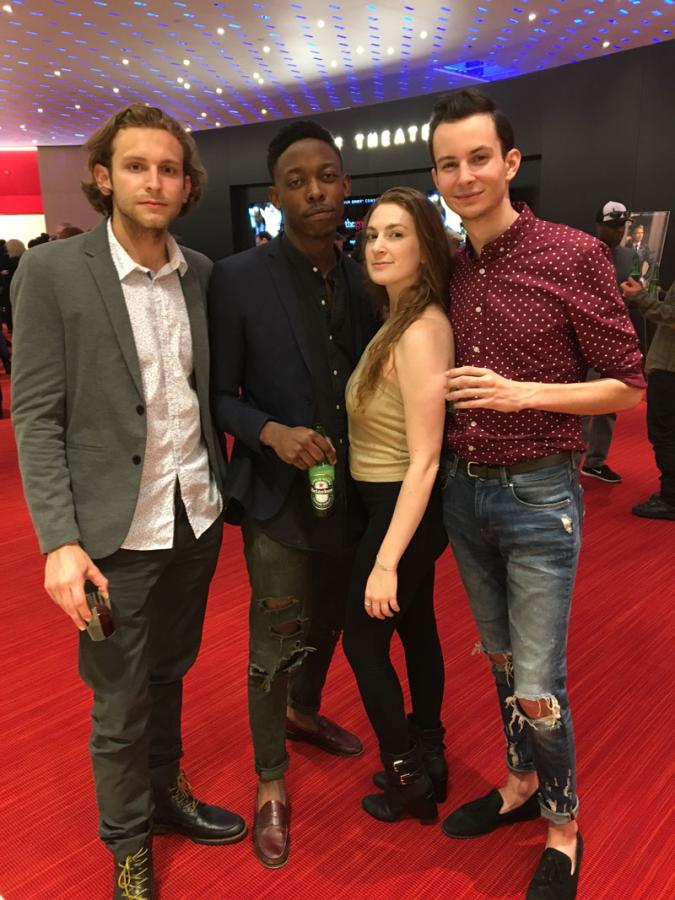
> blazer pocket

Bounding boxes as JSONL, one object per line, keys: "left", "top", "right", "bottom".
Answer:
{"left": 66, "top": 441, "right": 105, "bottom": 451}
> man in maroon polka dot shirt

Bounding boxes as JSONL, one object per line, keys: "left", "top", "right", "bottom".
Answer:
{"left": 429, "top": 88, "right": 645, "bottom": 900}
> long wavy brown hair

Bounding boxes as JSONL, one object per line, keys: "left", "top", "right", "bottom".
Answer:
{"left": 81, "top": 104, "right": 207, "bottom": 217}
{"left": 355, "top": 186, "right": 453, "bottom": 408}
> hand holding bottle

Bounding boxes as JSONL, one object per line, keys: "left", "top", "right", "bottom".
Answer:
{"left": 260, "top": 422, "right": 336, "bottom": 469}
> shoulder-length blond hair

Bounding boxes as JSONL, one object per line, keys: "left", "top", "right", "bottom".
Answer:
{"left": 356, "top": 186, "right": 453, "bottom": 408}
{"left": 81, "top": 104, "right": 207, "bottom": 217}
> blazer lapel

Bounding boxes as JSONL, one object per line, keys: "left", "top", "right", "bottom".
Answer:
{"left": 84, "top": 221, "right": 144, "bottom": 397}
{"left": 264, "top": 241, "right": 313, "bottom": 374}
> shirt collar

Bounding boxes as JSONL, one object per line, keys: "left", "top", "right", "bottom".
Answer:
{"left": 107, "top": 217, "right": 187, "bottom": 281}
{"left": 464, "top": 202, "right": 535, "bottom": 262}
{"left": 280, "top": 231, "right": 342, "bottom": 280}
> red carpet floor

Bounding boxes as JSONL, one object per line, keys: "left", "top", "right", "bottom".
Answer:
{"left": 1, "top": 371, "right": 674, "bottom": 899}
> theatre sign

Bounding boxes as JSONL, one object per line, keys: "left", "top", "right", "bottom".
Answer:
{"left": 333, "top": 122, "right": 431, "bottom": 152}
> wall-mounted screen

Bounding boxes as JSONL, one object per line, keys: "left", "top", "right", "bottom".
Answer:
{"left": 248, "top": 201, "right": 283, "bottom": 239}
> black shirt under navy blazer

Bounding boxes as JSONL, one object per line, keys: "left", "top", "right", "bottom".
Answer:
{"left": 208, "top": 235, "right": 377, "bottom": 549}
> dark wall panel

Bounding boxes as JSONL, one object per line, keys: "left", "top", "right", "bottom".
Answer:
{"left": 184, "top": 42, "right": 675, "bottom": 285}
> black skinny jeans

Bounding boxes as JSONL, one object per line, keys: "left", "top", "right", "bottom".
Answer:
{"left": 343, "top": 481, "right": 448, "bottom": 754}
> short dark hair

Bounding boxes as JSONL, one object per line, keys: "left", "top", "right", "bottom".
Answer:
{"left": 267, "top": 120, "right": 342, "bottom": 180}
{"left": 81, "top": 104, "right": 207, "bottom": 217}
{"left": 428, "top": 88, "right": 515, "bottom": 164}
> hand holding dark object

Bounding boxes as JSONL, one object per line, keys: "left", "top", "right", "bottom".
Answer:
{"left": 84, "top": 582, "right": 115, "bottom": 641}
{"left": 260, "top": 421, "right": 337, "bottom": 470}
{"left": 44, "top": 543, "right": 109, "bottom": 630}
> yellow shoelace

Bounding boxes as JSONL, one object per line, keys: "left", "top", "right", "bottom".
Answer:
{"left": 168, "top": 771, "right": 199, "bottom": 814}
{"left": 117, "top": 845, "right": 150, "bottom": 900}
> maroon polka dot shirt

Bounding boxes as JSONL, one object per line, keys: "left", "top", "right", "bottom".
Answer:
{"left": 446, "top": 203, "right": 646, "bottom": 465}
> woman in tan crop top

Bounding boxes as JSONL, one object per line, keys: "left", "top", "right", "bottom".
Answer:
{"left": 343, "top": 187, "right": 454, "bottom": 825}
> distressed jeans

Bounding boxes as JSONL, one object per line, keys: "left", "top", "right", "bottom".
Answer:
{"left": 441, "top": 455, "right": 583, "bottom": 825}
{"left": 242, "top": 516, "right": 352, "bottom": 781}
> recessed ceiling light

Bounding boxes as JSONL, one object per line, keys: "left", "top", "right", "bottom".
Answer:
{"left": 387, "top": 47, "right": 394, "bottom": 56}
{"left": 420, "top": 30, "right": 428, "bottom": 40}
{"left": 603, "top": 40, "right": 610, "bottom": 48}
{"left": 20, "top": 123, "right": 26, "bottom": 130}
{"left": 261, "top": 108, "right": 268, "bottom": 114}
{"left": 201, "top": 112, "right": 207, "bottom": 118}
{"left": 258, "top": 77, "right": 265, "bottom": 85}
{"left": 177, "top": 76, "right": 183, "bottom": 83}
{"left": 186, "top": 127, "right": 191, "bottom": 132}
{"left": 74, "top": 104, "right": 80, "bottom": 109}
{"left": 113, "top": 87, "right": 120, "bottom": 94}
{"left": 215, "top": 122, "right": 221, "bottom": 127}
{"left": 2, "top": 4, "right": 13, "bottom": 12}
{"left": 528, "top": 12, "right": 537, "bottom": 21}
{"left": 253, "top": 72, "right": 260, "bottom": 79}
{"left": 216, "top": 87, "right": 223, "bottom": 94}
{"left": 263, "top": 45, "right": 270, "bottom": 53}
{"left": 32, "top": 139, "right": 38, "bottom": 145}
{"left": 217, "top": 27, "right": 224, "bottom": 36}
{"left": 317, "top": 19, "right": 325, "bottom": 28}
{"left": 331, "top": 60, "right": 337, "bottom": 68}
{"left": 122, "top": 58, "right": 129, "bottom": 66}
{"left": 356, "top": 46, "right": 364, "bottom": 55}
{"left": 183, "top": 82, "right": 190, "bottom": 90}
{"left": 37, "top": 107, "right": 43, "bottom": 113}
{"left": 183, "top": 59, "right": 190, "bottom": 67}
{"left": 54, "top": 69, "right": 61, "bottom": 76}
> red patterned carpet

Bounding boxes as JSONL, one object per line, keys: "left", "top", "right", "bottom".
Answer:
{"left": 1, "top": 373, "right": 674, "bottom": 899}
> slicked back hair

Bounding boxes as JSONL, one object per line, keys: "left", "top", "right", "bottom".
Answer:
{"left": 428, "top": 88, "right": 515, "bottom": 165}
{"left": 267, "top": 120, "right": 343, "bottom": 180}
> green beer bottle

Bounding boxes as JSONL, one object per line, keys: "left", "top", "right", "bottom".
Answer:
{"left": 308, "top": 425, "right": 335, "bottom": 517}
{"left": 648, "top": 263, "right": 661, "bottom": 299}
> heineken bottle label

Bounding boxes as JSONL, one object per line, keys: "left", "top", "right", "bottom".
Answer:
{"left": 309, "top": 461, "right": 335, "bottom": 513}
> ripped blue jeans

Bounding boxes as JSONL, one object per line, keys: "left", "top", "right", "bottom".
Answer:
{"left": 441, "top": 455, "right": 583, "bottom": 824}
{"left": 242, "top": 517, "right": 350, "bottom": 781}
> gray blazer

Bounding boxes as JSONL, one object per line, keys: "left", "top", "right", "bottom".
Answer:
{"left": 11, "top": 219, "right": 224, "bottom": 558}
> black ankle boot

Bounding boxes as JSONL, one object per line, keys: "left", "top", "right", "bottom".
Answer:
{"left": 362, "top": 745, "right": 438, "bottom": 824}
{"left": 113, "top": 840, "right": 154, "bottom": 900}
{"left": 373, "top": 717, "right": 448, "bottom": 801}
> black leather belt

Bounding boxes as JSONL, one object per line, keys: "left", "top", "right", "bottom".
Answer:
{"left": 452, "top": 452, "right": 572, "bottom": 480}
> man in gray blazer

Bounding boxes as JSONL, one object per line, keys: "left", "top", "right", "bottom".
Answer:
{"left": 11, "top": 105, "right": 245, "bottom": 900}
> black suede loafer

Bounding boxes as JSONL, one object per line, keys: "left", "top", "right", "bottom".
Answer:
{"left": 442, "top": 788, "right": 540, "bottom": 838}
{"left": 526, "top": 833, "right": 583, "bottom": 899}
{"left": 153, "top": 771, "right": 247, "bottom": 845}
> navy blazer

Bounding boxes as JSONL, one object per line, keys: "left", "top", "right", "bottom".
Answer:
{"left": 208, "top": 236, "right": 376, "bottom": 523}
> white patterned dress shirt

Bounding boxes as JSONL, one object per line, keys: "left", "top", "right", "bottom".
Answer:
{"left": 107, "top": 220, "right": 222, "bottom": 550}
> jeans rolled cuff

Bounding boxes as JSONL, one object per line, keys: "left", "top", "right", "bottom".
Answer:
{"left": 287, "top": 698, "right": 320, "bottom": 717}
{"left": 256, "top": 753, "right": 290, "bottom": 783}
{"left": 539, "top": 799, "right": 579, "bottom": 825}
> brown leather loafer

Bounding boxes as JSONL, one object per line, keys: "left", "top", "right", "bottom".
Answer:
{"left": 252, "top": 800, "right": 290, "bottom": 869}
{"left": 286, "top": 714, "right": 364, "bottom": 757}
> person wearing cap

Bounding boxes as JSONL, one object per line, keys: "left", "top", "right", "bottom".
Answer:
{"left": 580, "top": 201, "right": 640, "bottom": 484}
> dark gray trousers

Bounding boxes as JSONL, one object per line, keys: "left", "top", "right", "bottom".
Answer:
{"left": 79, "top": 501, "right": 223, "bottom": 857}
{"left": 241, "top": 516, "right": 353, "bottom": 781}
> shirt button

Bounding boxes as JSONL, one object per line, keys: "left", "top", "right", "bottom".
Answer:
{"left": 478, "top": 267, "right": 486, "bottom": 275}
{"left": 339, "top": 438, "right": 344, "bottom": 445}
{"left": 475, "top": 306, "right": 482, "bottom": 313}
{"left": 336, "top": 403, "right": 341, "bottom": 410}
{"left": 321, "top": 299, "right": 326, "bottom": 306}
{"left": 132, "top": 455, "right": 142, "bottom": 465}
{"left": 333, "top": 369, "right": 338, "bottom": 376}
{"left": 329, "top": 334, "right": 333, "bottom": 341}
{"left": 312, "top": 266, "right": 319, "bottom": 273}
{"left": 473, "top": 346, "right": 480, "bottom": 353}
{"left": 136, "top": 404, "right": 145, "bottom": 415}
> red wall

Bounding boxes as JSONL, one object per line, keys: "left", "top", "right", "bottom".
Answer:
{"left": 0, "top": 151, "right": 43, "bottom": 214}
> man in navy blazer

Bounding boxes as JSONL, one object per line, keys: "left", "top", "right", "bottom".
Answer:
{"left": 209, "top": 120, "right": 376, "bottom": 869}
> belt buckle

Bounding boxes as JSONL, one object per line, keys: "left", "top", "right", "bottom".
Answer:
{"left": 466, "top": 461, "right": 481, "bottom": 478}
